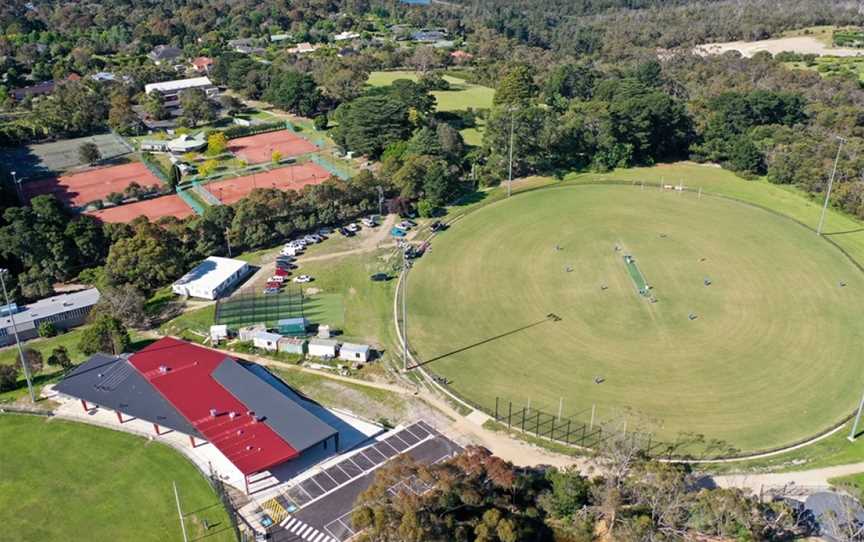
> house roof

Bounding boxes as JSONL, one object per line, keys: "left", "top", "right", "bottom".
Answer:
{"left": 172, "top": 256, "right": 247, "bottom": 292}
{"left": 150, "top": 45, "right": 183, "bottom": 60}
{"left": 0, "top": 288, "right": 100, "bottom": 331}
{"left": 253, "top": 331, "right": 282, "bottom": 343}
{"left": 145, "top": 76, "right": 214, "bottom": 94}
{"left": 211, "top": 360, "right": 337, "bottom": 453}
{"left": 128, "top": 338, "right": 303, "bottom": 474}
{"left": 309, "top": 338, "right": 338, "bottom": 348}
{"left": 191, "top": 56, "right": 214, "bottom": 70}
{"left": 55, "top": 353, "right": 203, "bottom": 437}
{"left": 340, "top": 342, "right": 370, "bottom": 354}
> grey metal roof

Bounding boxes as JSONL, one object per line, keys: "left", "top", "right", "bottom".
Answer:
{"left": 55, "top": 354, "right": 202, "bottom": 438}
{"left": 211, "top": 360, "right": 337, "bottom": 453}
{"left": 0, "top": 288, "right": 100, "bottom": 330}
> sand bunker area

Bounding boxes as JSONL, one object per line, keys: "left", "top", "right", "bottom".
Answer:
{"left": 695, "top": 36, "right": 864, "bottom": 58}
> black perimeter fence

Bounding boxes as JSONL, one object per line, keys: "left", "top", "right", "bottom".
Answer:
{"left": 215, "top": 288, "right": 305, "bottom": 329}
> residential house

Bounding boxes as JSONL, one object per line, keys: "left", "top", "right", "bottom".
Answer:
{"left": 149, "top": 45, "right": 184, "bottom": 65}
{"left": 190, "top": 56, "right": 214, "bottom": 74}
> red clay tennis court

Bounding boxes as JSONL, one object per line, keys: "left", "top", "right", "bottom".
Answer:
{"left": 22, "top": 162, "right": 162, "bottom": 208}
{"left": 205, "top": 163, "right": 331, "bottom": 205}
{"left": 229, "top": 130, "right": 318, "bottom": 164}
{"left": 86, "top": 194, "right": 194, "bottom": 223}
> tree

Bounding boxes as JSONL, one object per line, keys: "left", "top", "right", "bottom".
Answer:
{"left": 198, "top": 159, "right": 218, "bottom": 177}
{"left": 78, "top": 314, "right": 131, "bottom": 356}
{"left": 95, "top": 283, "right": 149, "bottom": 328}
{"left": 207, "top": 131, "right": 228, "bottom": 156}
{"left": 17, "top": 267, "right": 55, "bottom": 300}
{"left": 494, "top": 65, "right": 537, "bottom": 106}
{"left": 47, "top": 346, "right": 72, "bottom": 370}
{"left": 218, "top": 94, "right": 244, "bottom": 115}
{"left": 79, "top": 142, "right": 101, "bottom": 165}
{"left": 143, "top": 92, "right": 168, "bottom": 120}
{"left": 264, "top": 70, "right": 323, "bottom": 117}
{"left": 108, "top": 92, "right": 141, "bottom": 135}
{"left": 0, "top": 364, "right": 19, "bottom": 392}
{"left": 38, "top": 321, "right": 58, "bottom": 338}
{"left": 331, "top": 95, "right": 412, "bottom": 158}
{"left": 419, "top": 72, "right": 450, "bottom": 91}
{"left": 313, "top": 114, "right": 328, "bottom": 131}
{"left": 22, "top": 348, "right": 43, "bottom": 374}
{"left": 179, "top": 88, "right": 216, "bottom": 126}
{"left": 104, "top": 224, "right": 184, "bottom": 294}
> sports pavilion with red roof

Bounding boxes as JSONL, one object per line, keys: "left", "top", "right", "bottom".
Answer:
{"left": 55, "top": 337, "right": 339, "bottom": 493}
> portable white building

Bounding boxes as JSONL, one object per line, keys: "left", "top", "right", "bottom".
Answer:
{"left": 252, "top": 331, "right": 281, "bottom": 352}
{"left": 339, "top": 343, "right": 371, "bottom": 362}
{"left": 308, "top": 338, "right": 338, "bottom": 358}
{"left": 172, "top": 257, "right": 250, "bottom": 300}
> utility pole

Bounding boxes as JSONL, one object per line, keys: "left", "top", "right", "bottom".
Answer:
{"left": 376, "top": 186, "right": 384, "bottom": 216}
{"left": 173, "top": 481, "right": 189, "bottom": 542}
{"left": 224, "top": 227, "right": 232, "bottom": 257}
{"left": 0, "top": 268, "right": 34, "bottom": 403}
{"left": 818, "top": 136, "right": 846, "bottom": 236}
{"left": 507, "top": 106, "right": 516, "bottom": 198}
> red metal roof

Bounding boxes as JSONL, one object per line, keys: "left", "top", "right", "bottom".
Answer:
{"left": 128, "top": 337, "right": 299, "bottom": 474}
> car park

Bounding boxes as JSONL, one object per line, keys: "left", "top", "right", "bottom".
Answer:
{"left": 293, "top": 275, "right": 313, "bottom": 283}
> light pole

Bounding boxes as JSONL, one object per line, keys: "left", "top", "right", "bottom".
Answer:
{"left": 0, "top": 268, "right": 35, "bottom": 403}
{"left": 817, "top": 136, "right": 846, "bottom": 236}
{"left": 401, "top": 250, "right": 411, "bottom": 372}
{"left": 11, "top": 171, "right": 21, "bottom": 202}
{"left": 376, "top": 186, "right": 384, "bottom": 217}
{"left": 507, "top": 106, "right": 516, "bottom": 198}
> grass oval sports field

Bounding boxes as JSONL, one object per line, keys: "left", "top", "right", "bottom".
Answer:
{"left": 407, "top": 184, "right": 864, "bottom": 453}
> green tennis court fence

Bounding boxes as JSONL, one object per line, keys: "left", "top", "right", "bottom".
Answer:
{"left": 176, "top": 185, "right": 205, "bottom": 215}
{"left": 215, "top": 290, "right": 305, "bottom": 329}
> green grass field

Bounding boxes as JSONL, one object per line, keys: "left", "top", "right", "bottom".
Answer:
{"left": 407, "top": 183, "right": 864, "bottom": 453}
{"left": 0, "top": 414, "right": 235, "bottom": 542}
{"left": 366, "top": 70, "right": 494, "bottom": 146}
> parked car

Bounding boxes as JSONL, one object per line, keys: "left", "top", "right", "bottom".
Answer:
{"left": 370, "top": 273, "right": 389, "bottom": 282}
{"left": 317, "top": 227, "right": 332, "bottom": 235}
{"left": 397, "top": 221, "right": 413, "bottom": 230}
{"left": 338, "top": 227, "right": 354, "bottom": 237}
{"left": 430, "top": 221, "right": 445, "bottom": 232}
{"left": 269, "top": 275, "right": 285, "bottom": 283}
{"left": 303, "top": 235, "right": 318, "bottom": 244}
{"left": 263, "top": 287, "right": 280, "bottom": 295}
{"left": 346, "top": 223, "right": 359, "bottom": 232}
{"left": 361, "top": 217, "right": 377, "bottom": 227}
{"left": 293, "top": 275, "right": 313, "bottom": 283}
{"left": 391, "top": 227, "right": 407, "bottom": 238}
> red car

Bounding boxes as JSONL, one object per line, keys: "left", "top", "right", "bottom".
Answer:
{"left": 274, "top": 268, "right": 290, "bottom": 277}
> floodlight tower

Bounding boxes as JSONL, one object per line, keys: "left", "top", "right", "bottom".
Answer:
{"left": 507, "top": 106, "right": 516, "bottom": 198}
{"left": 401, "top": 249, "right": 412, "bottom": 372}
{"left": 817, "top": 136, "right": 846, "bottom": 236}
{"left": 0, "top": 268, "right": 35, "bottom": 402}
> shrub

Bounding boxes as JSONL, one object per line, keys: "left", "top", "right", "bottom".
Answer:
{"left": 38, "top": 321, "right": 57, "bottom": 338}
{"left": 0, "top": 364, "right": 19, "bottom": 391}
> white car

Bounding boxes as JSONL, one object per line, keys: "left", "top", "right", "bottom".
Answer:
{"left": 397, "top": 221, "right": 413, "bottom": 230}
{"left": 346, "top": 223, "right": 359, "bottom": 232}
{"left": 268, "top": 275, "right": 285, "bottom": 283}
{"left": 281, "top": 245, "right": 302, "bottom": 256}
{"left": 303, "top": 235, "right": 318, "bottom": 244}
{"left": 361, "top": 217, "right": 377, "bottom": 227}
{"left": 293, "top": 275, "right": 313, "bottom": 283}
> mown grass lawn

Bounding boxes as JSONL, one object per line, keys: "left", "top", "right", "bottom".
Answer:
{"left": 0, "top": 414, "right": 236, "bottom": 542}
{"left": 367, "top": 70, "right": 493, "bottom": 145}
{"left": 407, "top": 178, "right": 864, "bottom": 453}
